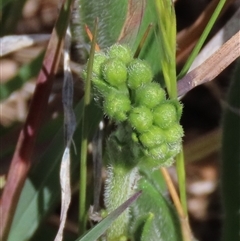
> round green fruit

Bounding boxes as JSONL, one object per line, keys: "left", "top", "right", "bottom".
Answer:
{"left": 148, "top": 143, "right": 168, "bottom": 160}
{"left": 104, "top": 92, "right": 131, "bottom": 122}
{"left": 139, "top": 125, "right": 165, "bottom": 148}
{"left": 92, "top": 52, "right": 107, "bottom": 77}
{"left": 153, "top": 102, "right": 178, "bottom": 129}
{"left": 108, "top": 44, "right": 132, "bottom": 64}
{"left": 127, "top": 59, "right": 153, "bottom": 90}
{"left": 102, "top": 58, "right": 127, "bottom": 88}
{"left": 135, "top": 82, "right": 166, "bottom": 108}
{"left": 163, "top": 123, "right": 184, "bottom": 144}
{"left": 128, "top": 106, "right": 153, "bottom": 133}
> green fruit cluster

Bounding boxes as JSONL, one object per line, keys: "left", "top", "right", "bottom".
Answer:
{"left": 85, "top": 44, "right": 183, "bottom": 166}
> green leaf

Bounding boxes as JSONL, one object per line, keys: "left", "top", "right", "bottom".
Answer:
{"left": 130, "top": 177, "right": 182, "bottom": 241}
{"left": 74, "top": 0, "right": 128, "bottom": 48}
{"left": 132, "top": 213, "right": 155, "bottom": 241}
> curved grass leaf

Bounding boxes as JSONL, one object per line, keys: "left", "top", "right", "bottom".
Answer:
{"left": 75, "top": 191, "right": 142, "bottom": 241}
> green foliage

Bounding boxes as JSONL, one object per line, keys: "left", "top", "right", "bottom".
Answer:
{"left": 3, "top": 0, "right": 234, "bottom": 240}
{"left": 83, "top": 42, "right": 183, "bottom": 240}
{"left": 88, "top": 43, "right": 183, "bottom": 169}
{"left": 75, "top": 0, "right": 128, "bottom": 48}
{"left": 75, "top": 192, "right": 141, "bottom": 241}
{"left": 131, "top": 177, "right": 182, "bottom": 241}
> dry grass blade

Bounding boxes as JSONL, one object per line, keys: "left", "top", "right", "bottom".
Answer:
{"left": 160, "top": 167, "right": 193, "bottom": 241}
{"left": 177, "top": 31, "right": 240, "bottom": 97}
{"left": 118, "top": 0, "right": 146, "bottom": 45}
{"left": 54, "top": 26, "right": 76, "bottom": 241}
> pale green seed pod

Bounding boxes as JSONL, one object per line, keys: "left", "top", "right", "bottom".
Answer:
{"left": 167, "top": 142, "right": 182, "bottom": 158}
{"left": 163, "top": 123, "right": 184, "bottom": 144}
{"left": 168, "top": 99, "right": 183, "bottom": 121}
{"left": 153, "top": 102, "right": 178, "bottom": 129}
{"left": 139, "top": 125, "right": 165, "bottom": 148}
{"left": 92, "top": 52, "right": 108, "bottom": 77}
{"left": 104, "top": 92, "right": 131, "bottom": 122}
{"left": 127, "top": 59, "right": 153, "bottom": 90}
{"left": 108, "top": 44, "right": 133, "bottom": 64}
{"left": 102, "top": 58, "right": 128, "bottom": 88}
{"left": 147, "top": 143, "right": 168, "bottom": 160}
{"left": 134, "top": 82, "right": 166, "bottom": 109}
{"left": 128, "top": 106, "right": 153, "bottom": 133}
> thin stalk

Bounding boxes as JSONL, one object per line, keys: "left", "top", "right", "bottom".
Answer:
{"left": 79, "top": 19, "right": 98, "bottom": 235}
{"left": 177, "top": 0, "right": 226, "bottom": 79}
{"left": 160, "top": 167, "right": 192, "bottom": 241}
{"left": 134, "top": 23, "right": 153, "bottom": 58}
{"left": 176, "top": 149, "right": 187, "bottom": 215}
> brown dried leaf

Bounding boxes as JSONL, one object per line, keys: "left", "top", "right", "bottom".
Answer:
{"left": 118, "top": 0, "right": 146, "bottom": 45}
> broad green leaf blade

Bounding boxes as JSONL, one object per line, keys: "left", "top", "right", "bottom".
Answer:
{"left": 0, "top": 52, "right": 44, "bottom": 101}
{"left": 76, "top": 191, "right": 142, "bottom": 241}
{"left": 74, "top": 0, "right": 128, "bottom": 48}
{"left": 131, "top": 178, "right": 182, "bottom": 241}
{"left": 8, "top": 101, "right": 102, "bottom": 241}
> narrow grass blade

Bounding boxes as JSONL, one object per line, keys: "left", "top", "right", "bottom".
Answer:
{"left": 79, "top": 18, "right": 98, "bottom": 234}
{"left": 76, "top": 191, "right": 142, "bottom": 241}
{"left": 177, "top": 0, "right": 226, "bottom": 79}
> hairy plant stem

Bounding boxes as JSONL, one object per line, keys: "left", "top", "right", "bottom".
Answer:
{"left": 105, "top": 165, "right": 138, "bottom": 240}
